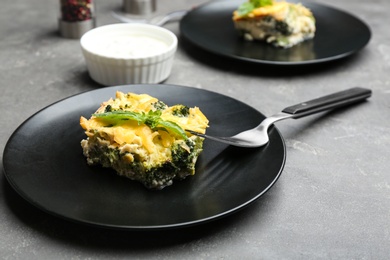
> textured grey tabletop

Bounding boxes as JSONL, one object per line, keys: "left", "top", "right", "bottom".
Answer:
{"left": 1, "top": 0, "right": 389, "bottom": 259}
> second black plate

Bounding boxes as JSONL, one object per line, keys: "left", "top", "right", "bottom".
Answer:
{"left": 180, "top": 0, "right": 371, "bottom": 65}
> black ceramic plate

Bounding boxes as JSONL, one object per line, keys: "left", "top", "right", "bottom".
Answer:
{"left": 3, "top": 85, "right": 285, "bottom": 230}
{"left": 180, "top": 0, "right": 371, "bottom": 65}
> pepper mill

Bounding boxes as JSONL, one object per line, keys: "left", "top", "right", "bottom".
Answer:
{"left": 123, "top": 0, "right": 156, "bottom": 15}
{"left": 59, "top": 0, "right": 96, "bottom": 39}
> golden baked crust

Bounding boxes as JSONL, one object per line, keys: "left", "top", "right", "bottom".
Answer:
{"left": 80, "top": 91, "right": 209, "bottom": 189}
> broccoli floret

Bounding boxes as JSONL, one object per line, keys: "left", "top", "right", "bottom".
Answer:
{"left": 275, "top": 20, "right": 291, "bottom": 35}
{"left": 172, "top": 105, "right": 190, "bottom": 117}
{"left": 172, "top": 140, "right": 194, "bottom": 168}
{"left": 144, "top": 162, "right": 178, "bottom": 188}
{"left": 104, "top": 105, "right": 112, "bottom": 113}
{"left": 86, "top": 139, "right": 120, "bottom": 166}
{"left": 171, "top": 137, "right": 204, "bottom": 177}
{"left": 153, "top": 101, "right": 168, "bottom": 111}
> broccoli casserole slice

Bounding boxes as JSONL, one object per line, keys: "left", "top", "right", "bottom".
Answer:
{"left": 80, "top": 91, "right": 209, "bottom": 190}
{"left": 233, "top": 0, "right": 316, "bottom": 48}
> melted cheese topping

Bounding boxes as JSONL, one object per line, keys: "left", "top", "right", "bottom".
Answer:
{"left": 80, "top": 91, "right": 209, "bottom": 164}
{"left": 233, "top": 1, "right": 313, "bottom": 21}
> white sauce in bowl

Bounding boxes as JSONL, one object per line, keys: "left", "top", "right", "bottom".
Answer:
{"left": 92, "top": 34, "right": 170, "bottom": 58}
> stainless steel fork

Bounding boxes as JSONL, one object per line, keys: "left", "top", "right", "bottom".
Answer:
{"left": 186, "top": 87, "right": 372, "bottom": 148}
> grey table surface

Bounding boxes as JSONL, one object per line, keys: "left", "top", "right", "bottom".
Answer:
{"left": 1, "top": 0, "right": 389, "bottom": 259}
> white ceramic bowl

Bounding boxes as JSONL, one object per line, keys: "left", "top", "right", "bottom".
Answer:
{"left": 80, "top": 23, "right": 177, "bottom": 86}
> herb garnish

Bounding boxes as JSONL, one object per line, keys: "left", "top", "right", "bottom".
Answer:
{"left": 93, "top": 110, "right": 188, "bottom": 139}
{"left": 237, "top": 0, "right": 273, "bottom": 16}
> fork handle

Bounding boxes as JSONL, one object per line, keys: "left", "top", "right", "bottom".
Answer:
{"left": 282, "top": 87, "right": 372, "bottom": 118}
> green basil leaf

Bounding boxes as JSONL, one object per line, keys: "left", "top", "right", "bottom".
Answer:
{"left": 237, "top": 0, "right": 273, "bottom": 16}
{"left": 93, "top": 110, "right": 188, "bottom": 140}
{"left": 157, "top": 120, "right": 188, "bottom": 140}
{"left": 93, "top": 111, "right": 146, "bottom": 125}
{"left": 237, "top": 2, "right": 255, "bottom": 16}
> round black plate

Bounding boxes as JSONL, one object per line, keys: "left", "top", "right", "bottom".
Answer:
{"left": 180, "top": 0, "right": 371, "bottom": 65}
{"left": 2, "top": 85, "right": 286, "bottom": 230}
